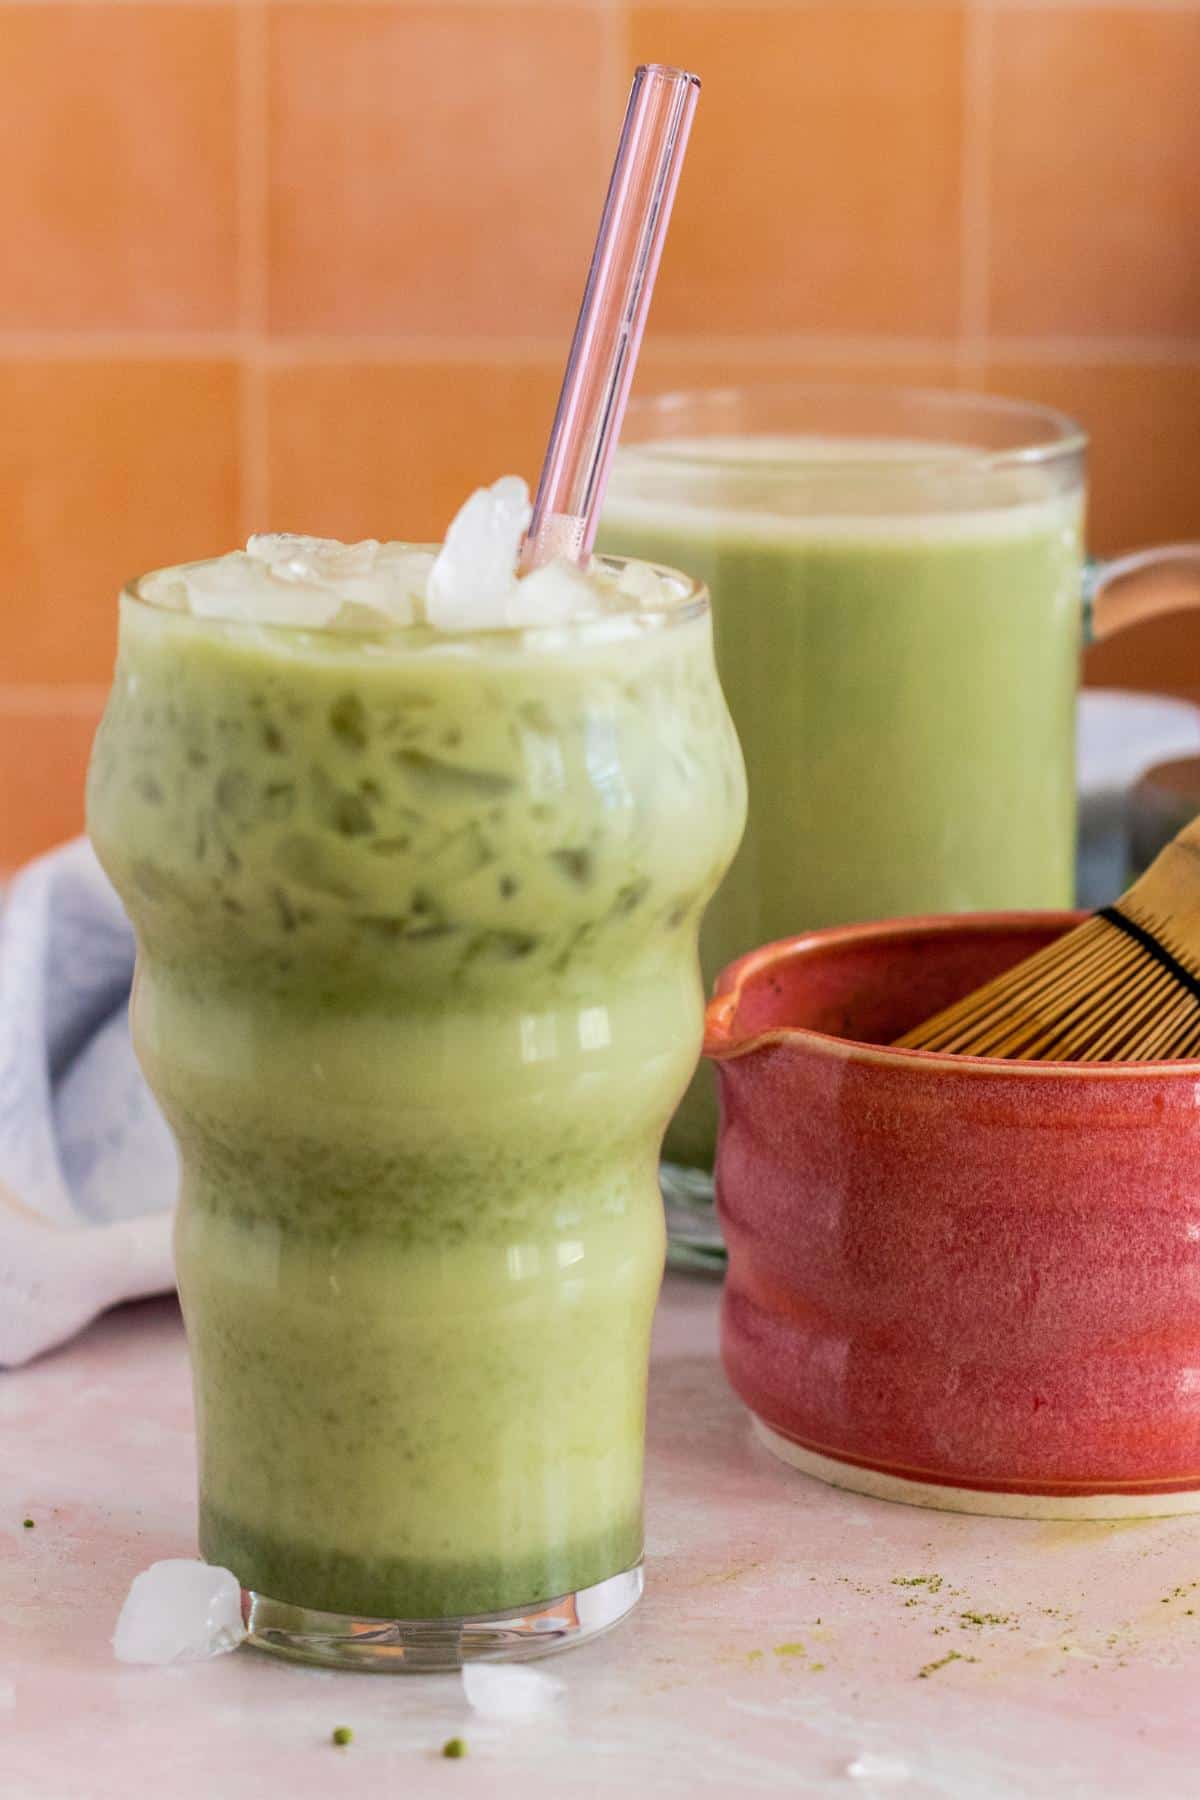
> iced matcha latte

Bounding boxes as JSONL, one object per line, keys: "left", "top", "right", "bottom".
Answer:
{"left": 87, "top": 500, "right": 745, "bottom": 1668}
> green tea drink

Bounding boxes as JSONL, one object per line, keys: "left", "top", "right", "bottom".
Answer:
{"left": 87, "top": 516, "right": 745, "bottom": 1660}
{"left": 602, "top": 436, "right": 1084, "bottom": 1167}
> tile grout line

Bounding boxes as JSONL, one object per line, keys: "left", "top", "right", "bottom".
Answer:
{"left": 0, "top": 0, "right": 1033, "bottom": 8}
{"left": 0, "top": 333, "right": 253, "bottom": 359}
{"left": 237, "top": 0, "right": 270, "bottom": 534}
{"left": 0, "top": 685, "right": 111, "bottom": 712}
{"left": 6, "top": 1, "right": 1200, "bottom": 10}
{"left": 3, "top": 331, "right": 1200, "bottom": 364}
{"left": 957, "top": 0, "right": 994, "bottom": 386}
{"left": 613, "top": 0, "right": 633, "bottom": 103}
{"left": 980, "top": 0, "right": 1200, "bottom": 10}
{"left": 241, "top": 364, "right": 271, "bottom": 530}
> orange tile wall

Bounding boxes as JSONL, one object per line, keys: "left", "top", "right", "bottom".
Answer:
{"left": 2, "top": 0, "right": 1199, "bottom": 864}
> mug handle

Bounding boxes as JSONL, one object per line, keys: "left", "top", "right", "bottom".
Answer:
{"left": 1085, "top": 544, "right": 1200, "bottom": 644}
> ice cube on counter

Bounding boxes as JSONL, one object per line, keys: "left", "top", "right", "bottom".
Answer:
{"left": 426, "top": 476, "right": 533, "bottom": 631}
{"left": 461, "top": 1661, "right": 566, "bottom": 1717}
{"left": 845, "top": 1751, "right": 911, "bottom": 1784}
{"left": 112, "top": 1560, "right": 245, "bottom": 1665}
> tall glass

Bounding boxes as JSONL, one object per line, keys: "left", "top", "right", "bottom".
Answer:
{"left": 86, "top": 557, "right": 745, "bottom": 1670}
{"left": 600, "top": 384, "right": 1199, "bottom": 1212}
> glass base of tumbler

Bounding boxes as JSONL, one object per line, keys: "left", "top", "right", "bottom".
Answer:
{"left": 242, "top": 1562, "right": 643, "bottom": 1673}
{"left": 660, "top": 1160, "right": 726, "bottom": 1273}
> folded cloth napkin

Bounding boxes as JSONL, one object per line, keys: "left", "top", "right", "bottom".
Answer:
{"left": 0, "top": 839, "right": 176, "bottom": 1366}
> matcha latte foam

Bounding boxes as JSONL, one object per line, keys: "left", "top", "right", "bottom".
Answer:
{"left": 87, "top": 492, "right": 746, "bottom": 1666}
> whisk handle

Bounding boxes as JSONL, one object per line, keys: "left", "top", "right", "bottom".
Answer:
{"left": 1172, "top": 813, "right": 1200, "bottom": 856}
{"left": 1118, "top": 809, "right": 1200, "bottom": 960}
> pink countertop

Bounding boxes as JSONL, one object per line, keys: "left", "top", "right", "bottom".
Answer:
{"left": 6, "top": 1272, "right": 1200, "bottom": 1798}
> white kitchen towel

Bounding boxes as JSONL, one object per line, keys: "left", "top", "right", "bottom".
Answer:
{"left": 0, "top": 839, "right": 176, "bottom": 1366}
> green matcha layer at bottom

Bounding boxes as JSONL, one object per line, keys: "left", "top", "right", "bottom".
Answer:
{"left": 202, "top": 1503, "right": 644, "bottom": 1621}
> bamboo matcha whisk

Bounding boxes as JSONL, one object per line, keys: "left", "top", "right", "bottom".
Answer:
{"left": 895, "top": 814, "right": 1200, "bottom": 1061}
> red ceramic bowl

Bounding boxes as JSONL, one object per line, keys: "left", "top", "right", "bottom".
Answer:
{"left": 705, "top": 913, "right": 1200, "bottom": 1518}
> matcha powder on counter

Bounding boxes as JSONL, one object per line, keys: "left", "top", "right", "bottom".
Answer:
{"left": 917, "top": 1650, "right": 978, "bottom": 1680}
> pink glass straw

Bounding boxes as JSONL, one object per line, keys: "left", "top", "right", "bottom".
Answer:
{"left": 520, "top": 64, "right": 700, "bottom": 572}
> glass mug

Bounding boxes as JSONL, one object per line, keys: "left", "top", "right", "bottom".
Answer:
{"left": 599, "top": 385, "right": 1200, "bottom": 1257}
{"left": 86, "top": 553, "right": 745, "bottom": 1668}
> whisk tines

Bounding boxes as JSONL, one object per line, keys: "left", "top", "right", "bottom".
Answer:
{"left": 895, "top": 821, "right": 1200, "bottom": 1062}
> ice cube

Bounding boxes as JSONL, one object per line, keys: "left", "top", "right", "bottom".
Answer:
{"left": 175, "top": 535, "right": 421, "bottom": 631}
{"left": 461, "top": 1662, "right": 565, "bottom": 1718}
{"left": 845, "top": 1751, "right": 910, "bottom": 1784}
{"left": 332, "top": 544, "right": 433, "bottom": 625}
{"left": 136, "top": 569, "right": 190, "bottom": 612}
{"left": 181, "top": 554, "right": 343, "bottom": 630}
{"left": 328, "top": 599, "right": 405, "bottom": 634}
{"left": 505, "top": 558, "right": 600, "bottom": 629}
{"left": 426, "top": 477, "right": 531, "bottom": 632}
{"left": 247, "top": 533, "right": 380, "bottom": 584}
{"left": 112, "top": 1560, "right": 245, "bottom": 1665}
{"left": 614, "top": 559, "right": 672, "bottom": 610}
